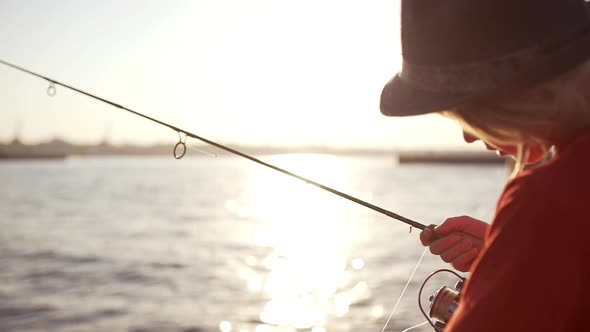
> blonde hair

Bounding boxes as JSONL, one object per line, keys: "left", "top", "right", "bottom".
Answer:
{"left": 441, "top": 59, "right": 590, "bottom": 176}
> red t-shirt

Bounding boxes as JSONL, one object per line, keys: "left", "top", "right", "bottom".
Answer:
{"left": 446, "top": 128, "right": 590, "bottom": 332}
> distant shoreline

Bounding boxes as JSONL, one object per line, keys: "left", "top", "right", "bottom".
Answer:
{"left": 0, "top": 138, "right": 507, "bottom": 164}
{"left": 396, "top": 151, "right": 506, "bottom": 164}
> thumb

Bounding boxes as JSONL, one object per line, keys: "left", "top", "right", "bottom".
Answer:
{"left": 420, "top": 227, "right": 434, "bottom": 246}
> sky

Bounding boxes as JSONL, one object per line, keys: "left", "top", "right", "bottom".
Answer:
{"left": 0, "top": 0, "right": 473, "bottom": 150}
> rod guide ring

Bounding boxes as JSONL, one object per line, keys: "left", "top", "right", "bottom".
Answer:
{"left": 174, "top": 131, "right": 188, "bottom": 159}
{"left": 47, "top": 82, "right": 56, "bottom": 96}
{"left": 173, "top": 141, "right": 186, "bottom": 159}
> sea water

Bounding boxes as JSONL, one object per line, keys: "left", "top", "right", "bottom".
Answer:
{"left": 0, "top": 154, "right": 507, "bottom": 332}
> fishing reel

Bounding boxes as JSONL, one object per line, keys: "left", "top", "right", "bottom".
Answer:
{"left": 418, "top": 269, "right": 465, "bottom": 332}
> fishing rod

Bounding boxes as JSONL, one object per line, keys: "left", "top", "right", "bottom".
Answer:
{"left": 0, "top": 58, "right": 427, "bottom": 230}
{"left": 1, "top": 59, "right": 471, "bottom": 332}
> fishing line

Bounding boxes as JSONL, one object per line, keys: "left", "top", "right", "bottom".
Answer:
{"left": 401, "top": 321, "right": 428, "bottom": 332}
{"left": 379, "top": 247, "right": 428, "bottom": 332}
{"left": 0, "top": 58, "right": 427, "bottom": 230}
{"left": 187, "top": 143, "right": 217, "bottom": 157}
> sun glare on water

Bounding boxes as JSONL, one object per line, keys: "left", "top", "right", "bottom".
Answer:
{"left": 243, "top": 154, "right": 368, "bottom": 330}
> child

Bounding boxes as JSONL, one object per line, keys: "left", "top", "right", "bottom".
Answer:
{"left": 380, "top": 0, "right": 590, "bottom": 330}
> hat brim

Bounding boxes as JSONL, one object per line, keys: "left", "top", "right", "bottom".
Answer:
{"left": 380, "top": 74, "right": 469, "bottom": 117}
{"left": 381, "top": 12, "right": 590, "bottom": 117}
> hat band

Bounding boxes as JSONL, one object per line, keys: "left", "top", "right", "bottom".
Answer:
{"left": 399, "top": 23, "right": 590, "bottom": 95}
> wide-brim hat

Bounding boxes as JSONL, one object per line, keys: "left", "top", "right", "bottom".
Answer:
{"left": 380, "top": 0, "right": 590, "bottom": 117}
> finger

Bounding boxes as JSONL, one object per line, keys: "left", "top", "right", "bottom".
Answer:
{"left": 434, "top": 216, "right": 471, "bottom": 235}
{"left": 440, "top": 239, "right": 472, "bottom": 263}
{"left": 452, "top": 248, "right": 479, "bottom": 272}
{"left": 420, "top": 228, "right": 433, "bottom": 246}
{"left": 437, "top": 216, "right": 489, "bottom": 243}
{"left": 429, "top": 234, "right": 462, "bottom": 255}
